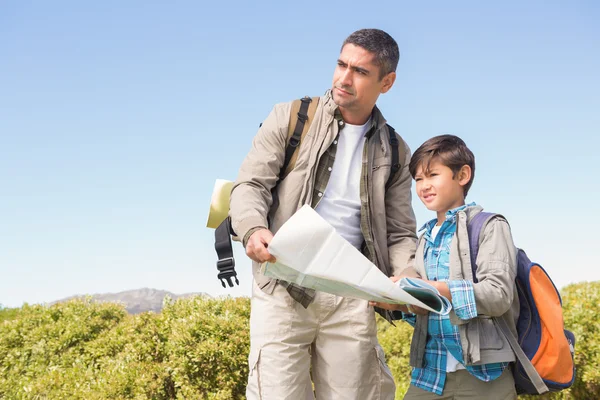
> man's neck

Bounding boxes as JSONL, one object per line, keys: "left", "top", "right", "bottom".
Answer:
{"left": 339, "top": 107, "right": 373, "bottom": 125}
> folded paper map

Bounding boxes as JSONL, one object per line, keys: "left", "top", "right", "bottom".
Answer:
{"left": 206, "top": 179, "right": 233, "bottom": 229}
{"left": 262, "top": 205, "right": 452, "bottom": 315}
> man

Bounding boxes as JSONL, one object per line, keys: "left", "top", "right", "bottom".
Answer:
{"left": 230, "top": 29, "right": 417, "bottom": 400}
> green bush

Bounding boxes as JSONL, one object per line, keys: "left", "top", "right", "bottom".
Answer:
{"left": 0, "top": 305, "right": 19, "bottom": 324}
{"left": 0, "top": 282, "right": 598, "bottom": 399}
{"left": 0, "top": 296, "right": 249, "bottom": 399}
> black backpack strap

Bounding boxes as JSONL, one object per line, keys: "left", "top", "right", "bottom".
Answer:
{"left": 280, "top": 96, "right": 312, "bottom": 180}
{"left": 214, "top": 217, "right": 239, "bottom": 287}
{"left": 385, "top": 124, "right": 403, "bottom": 190}
{"left": 214, "top": 96, "right": 316, "bottom": 288}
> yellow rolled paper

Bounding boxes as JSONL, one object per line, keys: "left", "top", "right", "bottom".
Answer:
{"left": 206, "top": 179, "right": 234, "bottom": 229}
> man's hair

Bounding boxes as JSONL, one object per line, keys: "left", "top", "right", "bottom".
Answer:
{"left": 409, "top": 134, "right": 476, "bottom": 196}
{"left": 342, "top": 29, "right": 399, "bottom": 80}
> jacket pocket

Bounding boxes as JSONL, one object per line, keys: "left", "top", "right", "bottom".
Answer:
{"left": 478, "top": 317, "right": 504, "bottom": 350}
{"left": 372, "top": 156, "right": 391, "bottom": 172}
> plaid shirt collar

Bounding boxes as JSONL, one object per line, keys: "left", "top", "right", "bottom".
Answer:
{"left": 419, "top": 202, "right": 476, "bottom": 239}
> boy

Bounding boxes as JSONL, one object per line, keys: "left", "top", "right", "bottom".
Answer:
{"left": 373, "top": 134, "right": 519, "bottom": 399}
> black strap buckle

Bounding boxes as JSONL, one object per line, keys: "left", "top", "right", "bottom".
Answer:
{"left": 217, "top": 257, "right": 239, "bottom": 288}
{"left": 296, "top": 112, "right": 308, "bottom": 123}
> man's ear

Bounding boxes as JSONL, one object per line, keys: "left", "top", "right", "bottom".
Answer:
{"left": 458, "top": 165, "right": 472, "bottom": 187}
{"left": 380, "top": 71, "right": 396, "bottom": 94}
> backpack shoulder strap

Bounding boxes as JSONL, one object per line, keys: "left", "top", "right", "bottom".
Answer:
{"left": 385, "top": 124, "right": 405, "bottom": 190}
{"left": 496, "top": 316, "right": 549, "bottom": 394}
{"left": 281, "top": 96, "right": 320, "bottom": 180}
{"left": 466, "top": 211, "right": 500, "bottom": 283}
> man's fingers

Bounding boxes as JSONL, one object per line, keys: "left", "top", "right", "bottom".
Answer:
{"left": 369, "top": 301, "right": 401, "bottom": 311}
{"left": 254, "top": 244, "right": 273, "bottom": 263}
{"left": 246, "top": 244, "right": 269, "bottom": 263}
{"left": 245, "top": 229, "right": 275, "bottom": 263}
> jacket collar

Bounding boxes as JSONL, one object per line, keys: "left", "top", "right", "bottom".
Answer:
{"left": 419, "top": 202, "right": 479, "bottom": 233}
{"left": 322, "top": 89, "right": 387, "bottom": 136}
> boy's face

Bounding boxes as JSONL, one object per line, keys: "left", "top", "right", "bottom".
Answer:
{"left": 414, "top": 159, "right": 470, "bottom": 221}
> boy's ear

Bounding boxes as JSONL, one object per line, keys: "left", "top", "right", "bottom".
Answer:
{"left": 457, "top": 165, "right": 472, "bottom": 187}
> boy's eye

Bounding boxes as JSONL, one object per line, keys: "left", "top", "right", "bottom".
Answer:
{"left": 415, "top": 178, "right": 422, "bottom": 182}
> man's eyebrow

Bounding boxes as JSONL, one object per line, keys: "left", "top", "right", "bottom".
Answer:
{"left": 352, "top": 66, "right": 370, "bottom": 75}
{"left": 337, "top": 59, "right": 370, "bottom": 75}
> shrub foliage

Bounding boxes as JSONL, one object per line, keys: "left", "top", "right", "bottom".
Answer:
{"left": 0, "top": 282, "right": 597, "bottom": 399}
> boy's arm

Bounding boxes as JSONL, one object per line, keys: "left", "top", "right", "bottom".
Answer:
{"left": 468, "top": 218, "right": 518, "bottom": 316}
{"left": 230, "top": 103, "right": 290, "bottom": 245}
{"left": 423, "top": 218, "right": 517, "bottom": 323}
{"left": 385, "top": 139, "right": 418, "bottom": 276}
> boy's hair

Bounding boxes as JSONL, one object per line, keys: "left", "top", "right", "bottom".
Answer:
{"left": 409, "top": 134, "right": 476, "bottom": 196}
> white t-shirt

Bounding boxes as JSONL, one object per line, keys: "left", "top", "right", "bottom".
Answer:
{"left": 315, "top": 119, "right": 370, "bottom": 249}
{"left": 430, "top": 224, "right": 466, "bottom": 372}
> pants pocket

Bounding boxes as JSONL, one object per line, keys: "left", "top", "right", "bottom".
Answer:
{"left": 374, "top": 345, "right": 396, "bottom": 400}
{"left": 246, "top": 347, "right": 263, "bottom": 399}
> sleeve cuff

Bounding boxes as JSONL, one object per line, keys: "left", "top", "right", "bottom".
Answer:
{"left": 449, "top": 280, "right": 478, "bottom": 320}
{"left": 242, "top": 226, "right": 267, "bottom": 248}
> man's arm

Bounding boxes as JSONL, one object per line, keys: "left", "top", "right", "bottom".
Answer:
{"left": 385, "top": 138, "right": 418, "bottom": 277}
{"left": 229, "top": 103, "right": 290, "bottom": 250}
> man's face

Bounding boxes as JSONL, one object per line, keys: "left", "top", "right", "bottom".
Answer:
{"left": 331, "top": 44, "right": 395, "bottom": 120}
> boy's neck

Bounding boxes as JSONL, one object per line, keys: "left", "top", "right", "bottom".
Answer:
{"left": 436, "top": 200, "right": 467, "bottom": 225}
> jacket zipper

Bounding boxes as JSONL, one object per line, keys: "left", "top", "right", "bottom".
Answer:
{"left": 363, "top": 143, "right": 377, "bottom": 263}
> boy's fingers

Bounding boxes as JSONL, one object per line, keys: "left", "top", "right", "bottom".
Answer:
{"left": 408, "top": 305, "right": 429, "bottom": 315}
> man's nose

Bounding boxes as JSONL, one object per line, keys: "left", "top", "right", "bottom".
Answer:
{"left": 339, "top": 69, "right": 352, "bottom": 86}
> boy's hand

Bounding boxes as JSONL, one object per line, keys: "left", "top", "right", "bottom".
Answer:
{"left": 368, "top": 275, "right": 429, "bottom": 314}
{"left": 406, "top": 305, "right": 430, "bottom": 315}
{"left": 426, "top": 280, "right": 452, "bottom": 302}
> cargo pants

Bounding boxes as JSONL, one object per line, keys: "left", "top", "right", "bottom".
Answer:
{"left": 246, "top": 281, "right": 396, "bottom": 400}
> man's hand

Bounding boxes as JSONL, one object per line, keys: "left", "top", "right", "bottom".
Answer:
{"left": 245, "top": 228, "right": 276, "bottom": 263}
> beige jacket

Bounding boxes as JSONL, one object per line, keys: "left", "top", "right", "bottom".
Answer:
{"left": 409, "top": 206, "right": 519, "bottom": 367}
{"left": 230, "top": 90, "right": 417, "bottom": 293}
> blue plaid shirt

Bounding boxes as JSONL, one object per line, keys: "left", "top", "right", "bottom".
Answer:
{"left": 404, "top": 204, "right": 508, "bottom": 395}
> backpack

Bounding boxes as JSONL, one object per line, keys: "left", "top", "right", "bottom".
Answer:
{"left": 468, "top": 212, "right": 576, "bottom": 395}
{"left": 214, "top": 96, "right": 404, "bottom": 288}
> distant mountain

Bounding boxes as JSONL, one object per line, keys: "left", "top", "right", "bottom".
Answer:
{"left": 53, "top": 288, "right": 210, "bottom": 314}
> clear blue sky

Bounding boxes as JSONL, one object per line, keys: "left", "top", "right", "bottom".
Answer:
{"left": 1, "top": 1, "right": 598, "bottom": 307}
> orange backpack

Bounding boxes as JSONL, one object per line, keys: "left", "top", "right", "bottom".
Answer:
{"left": 468, "top": 212, "right": 576, "bottom": 395}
